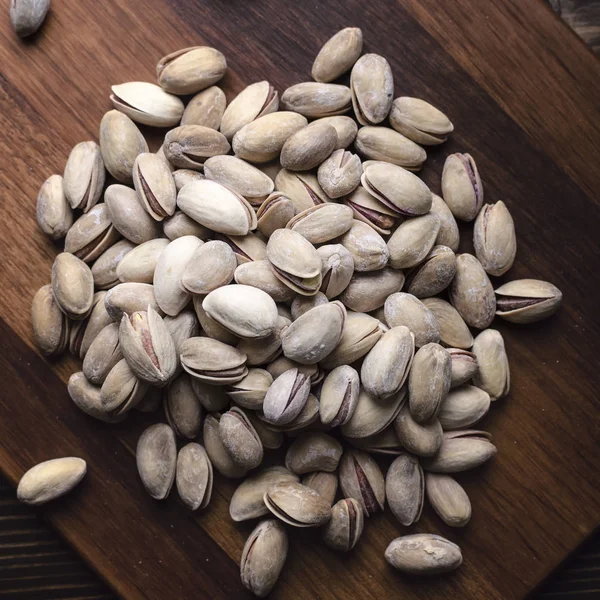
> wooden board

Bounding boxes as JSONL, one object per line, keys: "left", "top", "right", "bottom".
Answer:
{"left": 1, "top": 1, "right": 599, "bottom": 598}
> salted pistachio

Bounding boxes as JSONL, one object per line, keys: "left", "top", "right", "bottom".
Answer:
{"left": 51, "top": 252, "right": 94, "bottom": 320}
{"left": 204, "top": 155, "right": 274, "bottom": 204}
{"left": 343, "top": 186, "right": 397, "bottom": 236}
{"left": 302, "top": 471, "right": 338, "bottom": 506}
{"left": 233, "top": 111, "right": 308, "bottom": 163}
{"left": 116, "top": 239, "right": 169, "bottom": 285}
{"left": 422, "top": 298, "right": 473, "bottom": 349}
{"left": 181, "top": 240, "right": 236, "bottom": 295}
{"left": 361, "top": 162, "right": 432, "bottom": 216}
{"left": 164, "top": 125, "right": 230, "bottom": 170}
{"left": 68, "top": 371, "right": 127, "bottom": 423}
{"left": 203, "top": 414, "right": 247, "bottom": 478}
{"left": 219, "top": 407, "right": 263, "bottom": 470}
{"left": 350, "top": 53, "right": 393, "bottom": 125}
{"left": 227, "top": 368, "right": 272, "bottom": 410}
{"left": 136, "top": 423, "right": 176, "bottom": 499}
{"left": 280, "top": 121, "right": 337, "bottom": 172}
{"left": 164, "top": 373, "right": 203, "bottom": 439}
{"left": 312, "top": 27, "right": 363, "bottom": 82}
{"left": 385, "top": 534, "right": 462, "bottom": 574}
{"left": 387, "top": 213, "right": 440, "bottom": 269}
{"left": 64, "top": 203, "right": 121, "bottom": 263}
{"left": 82, "top": 322, "right": 122, "bottom": 385}
{"left": 339, "top": 268, "right": 405, "bottom": 313}
{"left": 405, "top": 245, "right": 457, "bottom": 298}
{"left": 176, "top": 443, "right": 212, "bottom": 511}
{"left": 17, "top": 457, "right": 86, "bottom": 506}
{"left": 10, "top": 0, "right": 50, "bottom": 37}
{"left": 472, "top": 329, "right": 510, "bottom": 401}
{"left": 157, "top": 46, "right": 226, "bottom": 95}
{"left": 473, "top": 201, "right": 517, "bottom": 276}
{"left": 341, "top": 386, "right": 406, "bottom": 439}
{"left": 339, "top": 449, "right": 385, "bottom": 516}
{"left": 317, "top": 149, "right": 361, "bottom": 199}
{"left": 441, "top": 152, "right": 483, "bottom": 221}
{"left": 291, "top": 292, "right": 329, "bottom": 320}
{"left": 421, "top": 430, "right": 496, "bottom": 473}
{"left": 32, "top": 284, "right": 69, "bottom": 356}
{"left": 91, "top": 240, "right": 135, "bottom": 290}
{"left": 320, "top": 365, "right": 359, "bottom": 427}
{"left": 104, "top": 282, "right": 161, "bottom": 322}
{"left": 281, "top": 82, "right": 351, "bottom": 117}
{"left": 426, "top": 473, "right": 471, "bottom": 527}
{"left": 181, "top": 86, "right": 226, "bottom": 128}
{"left": 495, "top": 279, "right": 562, "bottom": 324}
{"left": 447, "top": 348, "right": 478, "bottom": 388}
{"left": 264, "top": 481, "right": 332, "bottom": 527}
{"left": 220, "top": 81, "right": 279, "bottom": 141}
{"left": 241, "top": 519, "right": 288, "bottom": 598}
{"left": 192, "top": 295, "right": 240, "bottom": 346}
{"left": 439, "top": 385, "right": 490, "bottom": 430}
{"left": 163, "top": 310, "right": 199, "bottom": 357}
{"left": 349, "top": 425, "right": 403, "bottom": 456}
{"left": 230, "top": 467, "right": 299, "bottom": 522}
{"left": 234, "top": 260, "right": 295, "bottom": 303}
{"left": 431, "top": 194, "right": 460, "bottom": 252}
{"left": 105, "top": 185, "right": 162, "bottom": 244}
{"left": 320, "top": 311, "right": 384, "bottom": 369}
{"left": 384, "top": 292, "right": 440, "bottom": 348}
{"left": 237, "top": 319, "right": 285, "bottom": 366}
{"left": 317, "top": 244, "right": 354, "bottom": 299}
{"left": 172, "top": 169, "right": 205, "bottom": 191}
{"left": 285, "top": 433, "right": 343, "bottom": 475}
{"left": 386, "top": 454, "right": 424, "bottom": 526}
{"left": 389, "top": 97, "right": 454, "bottom": 145}
{"left": 355, "top": 126, "right": 426, "bottom": 171}
{"left": 110, "top": 82, "right": 184, "bottom": 127}
{"left": 216, "top": 232, "right": 267, "bottom": 266}
{"left": 191, "top": 378, "right": 230, "bottom": 412}
{"left": 262, "top": 368, "right": 311, "bottom": 426}
{"left": 263, "top": 392, "right": 321, "bottom": 433}
{"left": 318, "top": 116, "right": 358, "bottom": 149}
{"left": 69, "top": 293, "right": 111, "bottom": 359}
{"left": 340, "top": 219, "right": 389, "bottom": 272}
{"left": 256, "top": 193, "right": 296, "bottom": 238}
{"left": 132, "top": 153, "right": 177, "bottom": 221}
{"left": 323, "top": 497, "right": 364, "bottom": 553}
{"left": 181, "top": 337, "right": 248, "bottom": 385}
{"left": 394, "top": 404, "right": 443, "bottom": 457}
{"left": 409, "top": 343, "right": 451, "bottom": 423}
{"left": 163, "top": 210, "right": 211, "bottom": 241}
{"left": 63, "top": 141, "right": 105, "bottom": 212}
{"left": 36, "top": 174, "right": 73, "bottom": 240}
{"left": 274, "top": 169, "right": 328, "bottom": 213}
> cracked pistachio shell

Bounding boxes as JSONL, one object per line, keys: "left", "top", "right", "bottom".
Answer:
{"left": 448, "top": 348, "right": 478, "bottom": 388}
{"left": 285, "top": 433, "right": 343, "bottom": 475}
{"left": 117, "top": 238, "right": 169, "bottom": 284}
{"left": 389, "top": 97, "right": 454, "bottom": 145}
{"left": 105, "top": 185, "right": 161, "bottom": 244}
{"left": 256, "top": 193, "right": 296, "bottom": 238}
{"left": 69, "top": 293, "right": 111, "bottom": 359}
{"left": 338, "top": 449, "right": 385, "bottom": 516}
{"left": 68, "top": 371, "right": 126, "bottom": 423}
{"left": 203, "top": 414, "right": 247, "bottom": 478}
{"left": 164, "top": 125, "right": 230, "bottom": 170}
{"left": 274, "top": 169, "right": 328, "bottom": 213}
{"left": 426, "top": 473, "right": 471, "bottom": 527}
{"left": 355, "top": 126, "right": 426, "bottom": 171}
{"left": 323, "top": 497, "right": 364, "bottom": 552}
{"left": 441, "top": 152, "right": 483, "bottom": 221}
{"left": 234, "top": 260, "right": 295, "bottom": 303}
{"left": 495, "top": 279, "right": 562, "bottom": 323}
{"left": 262, "top": 368, "right": 311, "bottom": 425}
{"left": 104, "top": 282, "right": 161, "bottom": 322}
{"left": 472, "top": 329, "right": 510, "bottom": 400}
{"left": 280, "top": 121, "right": 338, "bottom": 171}
{"left": 181, "top": 240, "right": 236, "bottom": 295}
{"left": 133, "top": 153, "right": 177, "bottom": 221}
{"left": 193, "top": 295, "right": 239, "bottom": 346}
{"left": 51, "top": 252, "right": 94, "bottom": 320}
{"left": 82, "top": 322, "right": 122, "bottom": 385}
{"left": 227, "top": 368, "right": 272, "bottom": 410}
{"left": 91, "top": 240, "right": 135, "bottom": 290}
{"left": 431, "top": 194, "right": 460, "bottom": 252}
{"left": 17, "top": 457, "right": 86, "bottom": 506}
{"left": 230, "top": 467, "right": 299, "bottom": 522}
{"left": 220, "top": 81, "right": 279, "bottom": 141}
{"left": 236, "top": 317, "right": 287, "bottom": 366}
{"left": 110, "top": 82, "right": 184, "bottom": 127}
{"left": 10, "top": 0, "right": 50, "bottom": 37}
{"left": 340, "top": 219, "right": 389, "bottom": 272}
{"left": 449, "top": 253, "right": 496, "bottom": 329}
{"left": 317, "top": 149, "right": 362, "bottom": 198}
{"left": 320, "top": 365, "right": 360, "bottom": 427}
{"left": 263, "top": 392, "right": 320, "bottom": 433}
{"left": 64, "top": 203, "right": 121, "bottom": 263}
{"left": 344, "top": 185, "right": 398, "bottom": 236}
{"left": 172, "top": 169, "right": 205, "bottom": 191}
{"left": 405, "top": 245, "right": 457, "bottom": 298}
{"left": 136, "top": 423, "right": 176, "bottom": 500}
{"left": 422, "top": 298, "right": 473, "bottom": 349}
{"left": 191, "top": 378, "right": 229, "bottom": 412}
{"left": 387, "top": 213, "right": 440, "bottom": 269}
{"left": 181, "top": 337, "right": 248, "bottom": 385}
{"left": 290, "top": 292, "right": 328, "bottom": 320}
{"left": 181, "top": 86, "right": 226, "bottom": 128}
{"left": 32, "top": 284, "right": 69, "bottom": 356}
{"left": 63, "top": 141, "right": 105, "bottom": 212}
{"left": 386, "top": 454, "right": 424, "bottom": 526}
{"left": 473, "top": 201, "right": 517, "bottom": 276}
{"left": 312, "top": 27, "right": 363, "bottom": 82}
{"left": 233, "top": 111, "right": 308, "bottom": 163}
{"left": 36, "top": 174, "right": 73, "bottom": 240}
{"left": 339, "top": 268, "right": 405, "bottom": 313}
{"left": 439, "top": 385, "right": 490, "bottom": 430}
{"left": 409, "top": 343, "right": 451, "bottom": 423}
{"left": 177, "top": 179, "right": 256, "bottom": 235}
{"left": 176, "top": 443, "right": 213, "bottom": 510}
{"left": 216, "top": 232, "right": 267, "bottom": 266}
{"left": 421, "top": 430, "right": 497, "bottom": 472}
{"left": 164, "top": 373, "right": 203, "bottom": 439}
{"left": 163, "top": 310, "right": 200, "bottom": 355}
{"left": 385, "top": 534, "right": 462, "bottom": 574}
{"left": 350, "top": 54, "right": 393, "bottom": 125}
{"left": 157, "top": 46, "right": 226, "bottom": 95}
{"left": 288, "top": 203, "right": 354, "bottom": 245}
{"left": 281, "top": 82, "right": 351, "bottom": 118}
{"left": 384, "top": 292, "right": 440, "bottom": 348}
{"left": 302, "top": 471, "right": 338, "bottom": 506}
{"left": 318, "top": 116, "right": 358, "bottom": 149}
{"left": 163, "top": 210, "right": 210, "bottom": 241}
{"left": 264, "top": 481, "right": 332, "bottom": 527}
{"left": 204, "top": 155, "right": 274, "bottom": 204}
{"left": 317, "top": 244, "right": 354, "bottom": 299}
{"left": 362, "top": 326, "right": 415, "bottom": 399}
{"left": 219, "top": 406, "right": 264, "bottom": 470}
{"left": 241, "top": 519, "right": 288, "bottom": 598}
{"left": 394, "top": 404, "right": 443, "bottom": 457}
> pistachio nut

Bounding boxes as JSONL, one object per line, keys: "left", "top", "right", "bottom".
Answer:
{"left": 441, "top": 152, "right": 483, "bottom": 221}
{"left": 172, "top": 169, "right": 205, "bottom": 191}
{"left": 439, "top": 384, "right": 490, "bottom": 430}
{"left": 192, "top": 295, "right": 240, "bottom": 346}
{"left": 203, "top": 414, "right": 247, "bottom": 478}
{"left": 338, "top": 449, "right": 385, "bottom": 516}
{"left": 323, "top": 498, "right": 364, "bottom": 552}
{"left": 245, "top": 410, "right": 285, "bottom": 450}
{"left": 387, "top": 213, "right": 441, "bottom": 269}
{"left": 116, "top": 239, "right": 169, "bottom": 285}
{"left": 68, "top": 292, "right": 109, "bottom": 359}
{"left": 264, "top": 481, "right": 332, "bottom": 527}
{"left": 318, "top": 115, "right": 358, "bottom": 149}
{"left": 471, "top": 329, "right": 510, "bottom": 401}
{"left": 422, "top": 298, "right": 474, "bottom": 349}
{"left": 350, "top": 54, "right": 393, "bottom": 125}
{"left": 355, "top": 126, "right": 426, "bottom": 171}
{"left": 312, "top": 27, "right": 363, "bottom": 82}
{"left": 421, "top": 430, "right": 497, "bottom": 472}
{"left": 82, "top": 322, "right": 122, "bottom": 385}
{"left": 340, "top": 219, "right": 389, "bottom": 272}
{"left": 405, "top": 245, "right": 457, "bottom": 298}
{"left": 281, "top": 82, "right": 351, "bottom": 117}
{"left": 317, "top": 244, "right": 354, "bottom": 299}
{"left": 389, "top": 97, "right": 454, "bottom": 145}
{"left": 10, "top": 0, "right": 50, "bottom": 37}
{"left": 219, "top": 406, "right": 264, "bottom": 470}
{"left": 164, "top": 373, "right": 203, "bottom": 439}
{"left": 386, "top": 454, "right": 424, "bottom": 526}
{"left": 136, "top": 423, "right": 176, "bottom": 499}
{"left": 104, "top": 282, "right": 161, "bottom": 322}
{"left": 51, "top": 252, "right": 94, "bottom": 320}
{"left": 181, "top": 86, "right": 226, "bottom": 128}
{"left": 32, "top": 284, "right": 69, "bottom": 356}
{"left": 495, "top": 279, "right": 562, "bottom": 323}
{"left": 431, "top": 194, "right": 460, "bottom": 252}
{"left": 181, "top": 240, "right": 236, "bottom": 295}
{"left": 110, "top": 82, "right": 184, "bottom": 127}
{"left": 163, "top": 210, "right": 211, "bottom": 241}
{"left": 176, "top": 443, "right": 213, "bottom": 510}
{"left": 132, "top": 153, "right": 177, "bottom": 221}
{"left": 285, "top": 432, "right": 343, "bottom": 475}
{"left": 317, "top": 149, "right": 362, "bottom": 198}
{"left": 343, "top": 186, "right": 395, "bottom": 236}
{"left": 280, "top": 121, "right": 338, "bottom": 171}
{"left": 236, "top": 319, "right": 286, "bottom": 366}
{"left": 426, "top": 473, "right": 471, "bottom": 527}
{"left": 256, "top": 193, "right": 296, "bottom": 238}
{"left": 91, "top": 240, "right": 135, "bottom": 290}
{"left": 215, "top": 231, "right": 267, "bottom": 266}
{"left": 274, "top": 169, "right": 328, "bottom": 213}
{"left": 191, "top": 378, "right": 230, "bottom": 413}
{"left": 262, "top": 368, "right": 311, "bottom": 425}
{"left": 385, "top": 534, "right": 462, "bottom": 574}
{"left": 394, "top": 404, "right": 443, "bottom": 457}
{"left": 227, "top": 368, "right": 273, "bottom": 410}
{"left": 36, "top": 174, "right": 73, "bottom": 240}
{"left": 448, "top": 348, "right": 479, "bottom": 388}
{"left": 263, "top": 392, "right": 320, "bottom": 433}
{"left": 339, "top": 268, "right": 405, "bottom": 313}
{"left": 384, "top": 293, "right": 440, "bottom": 347}
{"left": 473, "top": 201, "right": 517, "bottom": 276}
{"left": 320, "top": 365, "right": 359, "bottom": 427}
{"left": 68, "top": 371, "right": 127, "bottom": 423}
{"left": 17, "top": 457, "right": 86, "bottom": 506}
{"left": 234, "top": 260, "right": 295, "bottom": 303}
{"left": 63, "top": 141, "right": 105, "bottom": 212}
{"left": 164, "top": 125, "right": 230, "bottom": 170}
{"left": 302, "top": 471, "right": 338, "bottom": 506}
{"left": 181, "top": 337, "right": 248, "bottom": 385}
{"left": 264, "top": 356, "right": 318, "bottom": 382}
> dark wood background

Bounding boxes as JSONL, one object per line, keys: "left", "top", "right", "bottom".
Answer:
{"left": 1, "top": 0, "right": 599, "bottom": 599}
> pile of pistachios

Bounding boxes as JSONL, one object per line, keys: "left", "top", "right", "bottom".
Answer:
{"left": 27, "top": 27, "right": 563, "bottom": 596}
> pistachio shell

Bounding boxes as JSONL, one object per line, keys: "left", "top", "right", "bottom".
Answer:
{"left": 387, "top": 213, "right": 440, "bottom": 269}
{"left": 164, "top": 125, "right": 230, "bottom": 170}
{"left": 82, "top": 322, "right": 122, "bottom": 385}
{"left": 91, "top": 240, "right": 135, "bottom": 290}
{"left": 180, "top": 337, "right": 248, "bottom": 385}
{"left": 176, "top": 443, "right": 213, "bottom": 510}
{"left": 355, "top": 126, "right": 426, "bottom": 171}
{"left": 338, "top": 449, "right": 385, "bottom": 515}
{"left": 68, "top": 371, "right": 126, "bottom": 423}
{"left": 317, "top": 149, "right": 362, "bottom": 198}
{"left": 472, "top": 329, "right": 510, "bottom": 401}
{"left": 117, "top": 239, "right": 169, "bottom": 284}
{"left": 227, "top": 368, "right": 273, "bottom": 410}
{"left": 100, "top": 359, "right": 148, "bottom": 416}
{"left": 426, "top": 473, "right": 471, "bottom": 527}
{"left": 51, "top": 253, "right": 94, "bottom": 320}
{"left": 350, "top": 54, "right": 393, "bottom": 125}
{"left": 302, "top": 471, "right": 339, "bottom": 506}
{"left": 136, "top": 423, "right": 176, "bottom": 499}
{"left": 495, "top": 279, "right": 562, "bottom": 323}
{"left": 317, "top": 244, "right": 355, "bottom": 299}
{"left": 319, "top": 365, "right": 360, "bottom": 427}
{"left": 104, "top": 282, "right": 161, "bottom": 322}
{"left": 234, "top": 260, "right": 295, "bottom": 303}
{"left": 422, "top": 298, "right": 473, "bottom": 349}
{"left": 285, "top": 433, "right": 343, "bottom": 475}
{"left": 133, "top": 152, "right": 177, "bottom": 221}
{"left": 219, "top": 407, "right": 263, "bottom": 470}
{"left": 441, "top": 153, "right": 483, "bottom": 222}
{"left": 262, "top": 368, "right": 311, "bottom": 426}
{"left": 31, "top": 284, "right": 69, "bottom": 356}
{"left": 384, "top": 293, "right": 440, "bottom": 347}
{"left": 386, "top": 454, "right": 424, "bottom": 526}
{"left": 274, "top": 169, "right": 328, "bottom": 213}
{"left": 339, "top": 268, "right": 405, "bottom": 313}
{"left": 256, "top": 193, "right": 296, "bottom": 238}
{"left": 431, "top": 194, "right": 460, "bottom": 252}
{"left": 439, "top": 385, "right": 490, "bottom": 430}
{"left": 385, "top": 534, "right": 462, "bottom": 574}
{"left": 312, "top": 27, "right": 363, "bottom": 82}
{"left": 340, "top": 219, "right": 389, "bottom": 272}
{"left": 473, "top": 201, "right": 517, "bottom": 276}
{"left": 181, "top": 86, "right": 227, "bottom": 128}
{"left": 264, "top": 481, "right": 332, "bottom": 527}
{"left": 317, "top": 116, "right": 358, "bottom": 149}
{"left": 63, "top": 141, "right": 105, "bottom": 212}
{"left": 203, "top": 414, "right": 247, "bottom": 479}
{"left": 164, "top": 373, "right": 203, "bottom": 439}
{"left": 394, "top": 404, "right": 443, "bottom": 457}
{"left": 405, "top": 245, "right": 457, "bottom": 298}
{"left": 181, "top": 240, "right": 237, "bottom": 295}
{"left": 163, "top": 210, "right": 211, "bottom": 241}
{"left": 280, "top": 121, "right": 338, "bottom": 171}
{"left": 281, "top": 82, "right": 352, "bottom": 118}
{"left": 389, "top": 97, "right": 454, "bottom": 145}
{"left": 17, "top": 458, "right": 86, "bottom": 506}
{"left": 36, "top": 174, "right": 73, "bottom": 240}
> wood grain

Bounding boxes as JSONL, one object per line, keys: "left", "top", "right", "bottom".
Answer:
{"left": 1, "top": 1, "right": 599, "bottom": 599}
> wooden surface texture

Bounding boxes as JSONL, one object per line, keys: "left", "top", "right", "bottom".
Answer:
{"left": 1, "top": 0, "right": 599, "bottom": 599}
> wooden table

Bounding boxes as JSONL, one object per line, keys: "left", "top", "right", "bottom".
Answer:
{"left": 1, "top": 1, "right": 599, "bottom": 599}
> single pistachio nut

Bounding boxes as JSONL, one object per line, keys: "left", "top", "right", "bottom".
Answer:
{"left": 426, "top": 473, "right": 471, "bottom": 527}
{"left": 343, "top": 186, "right": 397, "bottom": 236}
{"left": 82, "top": 322, "right": 122, "bottom": 385}
{"left": 387, "top": 213, "right": 441, "bottom": 269}
{"left": 320, "top": 365, "right": 359, "bottom": 427}
{"left": 181, "top": 240, "right": 236, "bottom": 295}
{"left": 163, "top": 210, "right": 211, "bottom": 241}
{"left": 355, "top": 126, "right": 426, "bottom": 171}
{"left": 317, "top": 149, "right": 362, "bottom": 198}
{"left": 339, "top": 268, "right": 405, "bottom": 313}
{"left": 193, "top": 295, "right": 241, "bottom": 346}
{"left": 163, "top": 310, "right": 200, "bottom": 355}
{"left": 312, "top": 27, "right": 363, "bottom": 82}
{"left": 431, "top": 194, "right": 460, "bottom": 252}
{"left": 68, "top": 371, "right": 127, "bottom": 423}
{"left": 389, "top": 97, "right": 454, "bottom": 145}
{"left": 340, "top": 219, "right": 389, "bottom": 272}
{"left": 421, "top": 430, "right": 497, "bottom": 472}
{"left": 274, "top": 169, "right": 328, "bottom": 213}
{"left": 263, "top": 392, "right": 320, "bottom": 433}
{"left": 350, "top": 54, "right": 393, "bottom": 125}
{"left": 473, "top": 201, "right": 517, "bottom": 276}
{"left": 422, "top": 298, "right": 473, "bottom": 349}
{"left": 386, "top": 453, "right": 424, "bottom": 526}
{"left": 63, "top": 141, "right": 105, "bottom": 212}
{"left": 91, "top": 240, "right": 135, "bottom": 290}
{"left": 394, "top": 404, "right": 443, "bottom": 457}
{"left": 227, "top": 368, "right": 273, "bottom": 410}
{"left": 256, "top": 193, "right": 296, "bottom": 238}
{"left": 234, "top": 260, "right": 295, "bottom": 303}
{"left": 318, "top": 116, "right": 358, "bottom": 149}
{"left": 264, "top": 481, "right": 332, "bottom": 527}
{"left": 117, "top": 238, "right": 169, "bottom": 284}
{"left": 176, "top": 443, "right": 213, "bottom": 510}
{"left": 104, "top": 282, "right": 161, "bottom": 322}
{"left": 10, "top": 0, "right": 50, "bottom": 37}
{"left": 181, "top": 86, "right": 227, "bottom": 128}
{"left": 164, "top": 373, "right": 203, "bottom": 439}
{"left": 164, "top": 125, "right": 230, "bottom": 170}
{"left": 384, "top": 293, "right": 440, "bottom": 348}
{"left": 495, "top": 279, "right": 562, "bottom": 324}
{"left": 471, "top": 329, "right": 510, "bottom": 401}
{"left": 36, "top": 174, "right": 73, "bottom": 240}
{"left": 69, "top": 293, "right": 111, "bottom": 359}
{"left": 280, "top": 121, "right": 338, "bottom": 171}
{"left": 262, "top": 368, "right": 311, "bottom": 425}
{"left": 281, "top": 82, "right": 351, "bottom": 118}
{"left": 219, "top": 406, "right": 264, "bottom": 470}
{"left": 133, "top": 153, "right": 177, "bottom": 221}
{"left": 32, "top": 284, "right": 69, "bottom": 356}
{"left": 441, "top": 152, "right": 483, "bottom": 221}
{"left": 285, "top": 432, "right": 343, "bottom": 475}
{"left": 323, "top": 498, "right": 364, "bottom": 552}
{"left": 136, "top": 423, "right": 177, "bottom": 499}
{"left": 338, "top": 449, "right": 385, "bottom": 516}
{"left": 317, "top": 244, "right": 355, "bottom": 299}
{"left": 181, "top": 337, "right": 248, "bottom": 385}
{"left": 385, "top": 534, "right": 462, "bottom": 574}
{"left": 302, "top": 471, "right": 338, "bottom": 506}
{"left": 172, "top": 169, "right": 205, "bottom": 191}
{"left": 51, "top": 252, "right": 94, "bottom": 320}
{"left": 439, "top": 385, "right": 491, "bottom": 430}
{"left": 448, "top": 348, "right": 479, "bottom": 388}
{"left": 203, "top": 414, "right": 247, "bottom": 478}
{"left": 405, "top": 245, "right": 457, "bottom": 298}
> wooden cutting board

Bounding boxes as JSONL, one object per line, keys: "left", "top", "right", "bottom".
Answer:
{"left": 1, "top": 1, "right": 599, "bottom": 599}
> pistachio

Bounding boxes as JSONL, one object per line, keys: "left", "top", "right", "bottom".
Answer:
{"left": 203, "top": 414, "right": 247, "bottom": 479}
{"left": 68, "top": 371, "right": 126, "bottom": 423}
{"left": 136, "top": 423, "right": 177, "bottom": 499}
{"left": 91, "top": 240, "right": 135, "bottom": 290}
{"left": 227, "top": 368, "right": 273, "bottom": 410}
{"left": 350, "top": 54, "right": 393, "bottom": 125}
{"left": 176, "top": 443, "right": 213, "bottom": 510}
{"left": 98, "top": 361, "right": 146, "bottom": 415}
{"left": 234, "top": 260, "right": 295, "bottom": 303}
{"left": 302, "top": 471, "right": 338, "bottom": 506}
{"left": 473, "top": 201, "right": 517, "bottom": 276}
{"left": 339, "top": 268, "right": 405, "bottom": 313}
{"left": 172, "top": 169, "right": 205, "bottom": 191}
{"left": 439, "top": 385, "right": 491, "bottom": 430}
{"left": 194, "top": 293, "right": 248, "bottom": 346}
{"left": 422, "top": 298, "right": 474, "bottom": 349}
{"left": 51, "top": 252, "right": 94, "bottom": 320}
{"left": 262, "top": 368, "right": 311, "bottom": 426}
{"left": 36, "top": 174, "right": 73, "bottom": 240}
{"left": 264, "top": 481, "right": 332, "bottom": 527}
{"left": 471, "top": 329, "right": 510, "bottom": 401}
{"left": 181, "top": 240, "right": 236, "bottom": 295}
{"left": 389, "top": 97, "right": 454, "bottom": 145}
{"left": 323, "top": 498, "right": 364, "bottom": 552}
{"left": 387, "top": 213, "right": 441, "bottom": 269}
{"left": 164, "top": 373, "right": 203, "bottom": 439}
{"left": 281, "top": 82, "right": 352, "bottom": 117}
{"left": 216, "top": 231, "right": 267, "bottom": 266}
{"left": 317, "top": 244, "right": 355, "bottom": 299}
{"left": 343, "top": 186, "right": 397, "bottom": 236}
{"left": 104, "top": 282, "right": 161, "bottom": 322}
{"left": 447, "top": 348, "right": 479, "bottom": 388}
{"left": 162, "top": 310, "right": 198, "bottom": 367}
{"left": 285, "top": 432, "right": 343, "bottom": 475}
{"left": 394, "top": 404, "right": 443, "bottom": 457}
{"left": 430, "top": 194, "right": 460, "bottom": 252}
{"left": 320, "top": 365, "right": 360, "bottom": 427}
{"left": 426, "top": 473, "right": 471, "bottom": 527}
{"left": 383, "top": 293, "right": 440, "bottom": 348}
{"left": 245, "top": 410, "right": 285, "bottom": 450}
{"left": 63, "top": 141, "right": 105, "bottom": 212}
{"left": 386, "top": 454, "right": 424, "bottom": 526}
{"left": 10, "top": 0, "right": 50, "bottom": 37}
{"left": 338, "top": 449, "right": 385, "bottom": 516}
{"left": 405, "top": 245, "right": 457, "bottom": 298}
{"left": 265, "top": 392, "right": 321, "bottom": 433}
{"left": 265, "top": 357, "right": 318, "bottom": 383}
{"left": 69, "top": 292, "right": 111, "bottom": 359}
{"left": 355, "top": 126, "right": 427, "bottom": 171}
{"left": 180, "top": 337, "right": 248, "bottom": 385}
{"left": 236, "top": 318, "right": 285, "bottom": 366}
{"left": 82, "top": 322, "right": 122, "bottom": 385}
{"left": 256, "top": 193, "right": 296, "bottom": 238}
{"left": 181, "top": 86, "right": 227, "bottom": 129}
{"left": 281, "top": 121, "right": 337, "bottom": 171}
{"left": 340, "top": 219, "right": 389, "bottom": 272}
{"left": 219, "top": 407, "right": 264, "bottom": 470}
{"left": 317, "top": 149, "right": 362, "bottom": 198}
{"left": 312, "top": 27, "right": 363, "bottom": 82}
{"left": 191, "top": 378, "right": 230, "bottom": 412}
{"left": 132, "top": 153, "right": 177, "bottom": 221}
{"left": 116, "top": 238, "right": 169, "bottom": 284}
{"left": 441, "top": 152, "right": 483, "bottom": 221}
{"left": 163, "top": 210, "right": 211, "bottom": 241}
{"left": 164, "top": 125, "right": 230, "bottom": 170}
{"left": 385, "top": 534, "right": 462, "bottom": 574}
{"left": 317, "top": 116, "right": 358, "bottom": 149}
{"left": 495, "top": 279, "right": 562, "bottom": 323}
{"left": 31, "top": 284, "right": 69, "bottom": 356}
{"left": 274, "top": 169, "right": 328, "bottom": 213}
{"left": 421, "top": 430, "right": 497, "bottom": 472}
